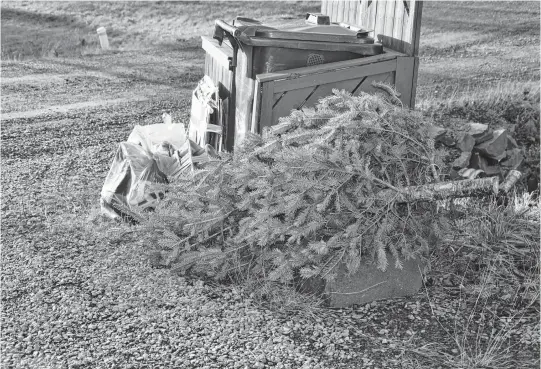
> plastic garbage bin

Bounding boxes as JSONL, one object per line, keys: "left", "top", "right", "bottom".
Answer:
{"left": 227, "top": 14, "right": 382, "bottom": 75}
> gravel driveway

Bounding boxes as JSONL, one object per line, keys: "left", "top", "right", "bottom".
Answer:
{"left": 1, "top": 42, "right": 539, "bottom": 369}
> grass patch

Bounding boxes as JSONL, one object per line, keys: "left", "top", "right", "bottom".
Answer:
{"left": 1, "top": 7, "right": 100, "bottom": 59}
{"left": 401, "top": 194, "right": 540, "bottom": 369}
{"left": 1, "top": 1, "right": 320, "bottom": 59}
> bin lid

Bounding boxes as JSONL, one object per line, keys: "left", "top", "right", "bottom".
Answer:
{"left": 233, "top": 14, "right": 375, "bottom": 45}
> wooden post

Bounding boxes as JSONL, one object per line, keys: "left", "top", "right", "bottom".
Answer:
{"left": 395, "top": 56, "right": 416, "bottom": 108}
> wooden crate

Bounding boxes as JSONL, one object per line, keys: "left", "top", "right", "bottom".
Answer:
{"left": 248, "top": 0, "right": 422, "bottom": 138}
{"left": 251, "top": 48, "right": 416, "bottom": 133}
{"left": 203, "top": 0, "right": 423, "bottom": 148}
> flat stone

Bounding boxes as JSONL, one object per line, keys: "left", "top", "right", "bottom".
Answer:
{"left": 422, "top": 126, "right": 456, "bottom": 146}
{"left": 451, "top": 152, "right": 472, "bottom": 169}
{"left": 466, "top": 122, "right": 490, "bottom": 138}
{"left": 456, "top": 134, "right": 476, "bottom": 152}
{"left": 425, "top": 126, "right": 447, "bottom": 140}
{"left": 475, "top": 129, "right": 508, "bottom": 161}
{"left": 469, "top": 152, "right": 501, "bottom": 176}
{"left": 507, "top": 136, "right": 519, "bottom": 149}
{"left": 500, "top": 148, "right": 524, "bottom": 169}
{"left": 466, "top": 123, "right": 494, "bottom": 144}
{"left": 437, "top": 132, "right": 457, "bottom": 147}
{"left": 324, "top": 256, "right": 425, "bottom": 308}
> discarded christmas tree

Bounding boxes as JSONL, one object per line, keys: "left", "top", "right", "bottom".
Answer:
{"left": 141, "top": 88, "right": 482, "bottom": 288}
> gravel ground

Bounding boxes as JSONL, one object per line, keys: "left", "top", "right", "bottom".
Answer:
{"left": 1, "top": 48, "right": 539, "bottom": 369}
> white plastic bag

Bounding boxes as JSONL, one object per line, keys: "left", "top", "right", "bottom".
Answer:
{"left": 127, "top": 123, "right": 187, "bottom": 154}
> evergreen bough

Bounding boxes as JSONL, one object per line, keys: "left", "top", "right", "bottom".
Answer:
{"left": 140, "top": 88, "right": 450, "bottom": 288}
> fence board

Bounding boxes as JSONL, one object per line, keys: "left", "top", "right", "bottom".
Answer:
{"left": 391, "top": 0, "right": 406, "bottom": 53}
{"left": 346, "top": 0, "right": 356, "bottom": 25}
{"left": 383, "top": 0, "right": 396, "bottom": 42}
{"left": 337, "top": 0, "right": 346, "bottom": 24}
{"left": 408, "top": 0, "right": 423, "bottom": 56}
{"left": 358, "top": 0, "right": 369, "bottom": 27}
{"left": 321, "top": 0, "right": 423, "bottom": 56}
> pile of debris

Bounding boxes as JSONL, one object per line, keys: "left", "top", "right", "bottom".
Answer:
{"left": 100, "top": 76, "right": 225, "bottom": 222}
{"left": 426, "top": 122, "right": 524, "bottom": 180}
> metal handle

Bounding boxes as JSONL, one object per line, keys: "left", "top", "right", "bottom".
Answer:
{"left": 215, "top": 20, "right": 241, "bottom": 37}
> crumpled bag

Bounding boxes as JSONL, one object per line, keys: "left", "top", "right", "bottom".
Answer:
{"left": 100, "top": 142, "right": 173, "bottom": 222}
{"left": 100, "top": 118, "right": 187, "bottom": 222}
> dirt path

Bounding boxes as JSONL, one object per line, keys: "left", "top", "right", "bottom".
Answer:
{"left": 0, "top": 71, "right": 121, "bottom": 85}
{"left": 1, "top": 96, "right": 149, "bottom": 120}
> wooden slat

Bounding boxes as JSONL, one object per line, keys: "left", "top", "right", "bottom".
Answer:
{"left": 328, "top": 0, "right": 335, "bottom": 20}
{"left": 349, "top": 0, "right": 359, "bottom": 25}
{"left": 273, "top": 59, "right": 397, "bottom": 93}
{"left": 251, "top": 80, "right": 262, "bottom": 133}
{"left": 201, "top": 36, "right": 233, "bottom": 68}
{"left": 271, "top": 86, "right": 320, "bottom": 126}
{"left": 383, "top": 0, "right": 397, "bottom": 49}
{"left": 337, "top": 0, "right": 346, "bottom": 24}
{"left": 366, "top": 0, "right": 378, "bottom": 39}
{"left": 391, "top": 0, "right": 406, "bottom": 54}
{"left": 358, "top": 0, "right": 370, "bottom": 27}
{"left": 395, "top": 56, "right": 415, "bottom": 108}
{"left": 302, "top": 77, "right": 364, "bottom": 107}
{"left": 406, "top": 0, "right": 423, "bottom": 56}
{"left": 374, "top": 0, "right": 386, "bottom": 43}
{"left": 258, "top": 80, "right": 275, "bottom": 132}
{"left": 333, "top": 0, "right": 340, "bottom": 20}
{"left": 354, "top": 72, "right": 395, "bottom": 95}
{"left": 410, "top": 56, "right": 420, "bottom": 108}
{"left": 321, "top": 0, "right": 329, "bottom": 16}
{"left": 401, "top": 1, "right": 412, "bottom": 55}
{"left": 210, "top": 54, "right": 215, "bottom": 81}
{"left": 204, "top": 54, "right": 210, "bottom": 76}
{"left": 345, "top": 0, "right": 351, "bottom": 24}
